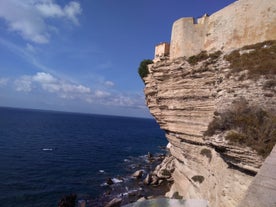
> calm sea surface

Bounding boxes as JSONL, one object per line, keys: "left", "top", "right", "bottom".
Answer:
{"left": 0, "top": 107, "right": 167, "bottom": 207}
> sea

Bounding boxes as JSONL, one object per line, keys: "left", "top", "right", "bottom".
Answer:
{"left": 0, "top": 107, "right": 167, "bottom": 207}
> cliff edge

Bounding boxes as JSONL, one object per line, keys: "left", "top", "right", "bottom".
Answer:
{"left": 142, "top": 1, "right": 276, "bottom": 206}
{"left": 144, "top": 41, "right": 276, "bottom": 207}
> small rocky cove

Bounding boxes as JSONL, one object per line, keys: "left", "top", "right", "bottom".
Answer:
{"left": 98, "top": 152, "right": 175, "bottom": 207}
{"left": 58, "top": 149, "right": 177, "bottom": 207}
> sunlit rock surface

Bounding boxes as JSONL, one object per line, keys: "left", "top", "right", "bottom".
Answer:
{"left": 143, "top": 52, "right": 275, "bottom": 206}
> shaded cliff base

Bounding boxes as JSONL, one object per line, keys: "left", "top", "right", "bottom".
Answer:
{"left": 144, "top": 40, "right": 276, "bottom": 207}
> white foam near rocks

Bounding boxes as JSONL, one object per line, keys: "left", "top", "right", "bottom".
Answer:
{"left": 111, "top": 178, "right": 123, "bottom": 183}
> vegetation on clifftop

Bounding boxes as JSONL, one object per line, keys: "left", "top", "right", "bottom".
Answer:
{"left": 204, "top": 98, "right": 276, "bottom": 158}
{"left": 224, "top": 40, "right": 276, "bottom": 78}
{"left": 138, "top": 59, "right": 153, "bottom": 81}
{"left": 187, "top": 50, "right": 222, "bottom": 65}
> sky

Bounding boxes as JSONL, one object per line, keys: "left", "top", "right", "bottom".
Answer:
{"left": 0, "top": 0, "right": 236, "bottom": 118}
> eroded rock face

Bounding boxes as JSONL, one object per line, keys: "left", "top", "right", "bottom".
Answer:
{"left": 144, "top": 53, "right": 276, "bottom": 207}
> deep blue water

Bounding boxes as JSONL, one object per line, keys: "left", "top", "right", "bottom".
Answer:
{"left": 0, "top": 107, "right": 167, "bottom": 207}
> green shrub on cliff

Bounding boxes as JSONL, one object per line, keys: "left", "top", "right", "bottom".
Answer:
{"left": 204, "top": 97, "right": 276, "bottom": 158}
{"left": 138, "top": 59, "right": 153, "bottom": 80}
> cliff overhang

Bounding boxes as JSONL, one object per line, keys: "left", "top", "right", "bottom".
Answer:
{"left": 143, "top": 40, "right": 276, "bottom": 206}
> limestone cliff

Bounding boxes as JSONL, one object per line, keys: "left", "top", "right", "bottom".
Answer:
{"left": 143, "top": 43, "right": 276, "bottom": 207}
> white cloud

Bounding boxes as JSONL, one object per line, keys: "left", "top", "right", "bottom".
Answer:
{"left": 12, "top": 72, "right": 146, "bottom": 110}
{"left": 112, "top": 95, "right": 135, "bottom": 107}
{"left": 61, "top": 83, "right": 91, "bottom": 93}
{"left": 41, "top": 82, "right": 60, "bottom": 92}
{"left": 90, "top": 91, "right": 146, "bottom": 109}
{"left": 33, "top": 72, "right": 56, "bottom": 83}
{"left": 0, "top": 78, "right": 9, "bottom": 86}
{"left": 36, "top": 1, "right": 82, "bottom": 25}
{"left": 14, "top": 76, "right": 33, "bottom": 92}
{"left": 36, "top": 2, "right": 64, "bottom": 18}
{"left": 26, "top": 43, "right": 37, "bottom": 53}
{"left": 0, "top": 0, "right": 82, "bottom": 44}
{"left": 64, "top": 1, "right": 82, "bottom": 25}
{"left": 14, "top": 72, "right": 90, "bottom": 96}
{"left": 104, "top": 81, "right": 115, "bottom": 87}
{"left": 95, "top": 90, "right": 110, "bottom": 98}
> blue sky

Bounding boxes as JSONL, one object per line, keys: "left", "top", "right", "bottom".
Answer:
{"left": 0, "top": 0, "right": 235, "bottom": 118}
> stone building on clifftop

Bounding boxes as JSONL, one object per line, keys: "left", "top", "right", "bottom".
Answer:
{"left": 154, "top": 42, "right": 170, "bottom": 62}
{"left": 154, "top": 0, "right": 276, "bottom": 61}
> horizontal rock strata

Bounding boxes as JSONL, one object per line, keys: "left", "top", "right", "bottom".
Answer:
{"left": 144, "top": 53, "right": 276, "bottom": 207}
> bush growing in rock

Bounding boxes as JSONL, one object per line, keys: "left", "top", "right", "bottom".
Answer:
{"left": 161, "top": 169, "right": 171, "bottom": 177}
{"left": 224, "top": 40, "right": 276, "bottom": 79}
{"left": 138, "top": 59, "right": 153, "bottom": 80}
{"left": 204, "top": 97, "right": 276, "bottom": 157}
{"left": 225, "top": 131, "right": 246, "bottom": 144}
{"left": 200, "top": 148, "right": 212, "bottom": 161}
{"left": 191, "top": 175, "right": 205, "bottom": 183}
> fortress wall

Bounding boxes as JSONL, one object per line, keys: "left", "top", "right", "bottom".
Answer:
{"left": 153, "top": 42, "right": 170, "bottom": 62}
{"left": 170, "top": 18, "right": 206, "bottom": 59}
{"left": 170, "top": 0, "right": 276, "bottom": 59}
{"left": 205, "top": 0, "right": 276, "bottom": 53}
{"left": 155, "top": 43, "right": 170, "bottom": 58}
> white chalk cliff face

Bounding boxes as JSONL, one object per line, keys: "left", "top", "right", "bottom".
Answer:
{"left": 143, "top": 50, "right": 276, "bottom": 207}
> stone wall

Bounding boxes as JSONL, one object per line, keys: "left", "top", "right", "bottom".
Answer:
{"left": 170, "top": 17, "right": 205, "bottom": 59}
{"left": 169, "top": 0, "right": 276, "bottom": 59}
{"left": 154, "top": 42, "right": 170, "bottom": 62}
